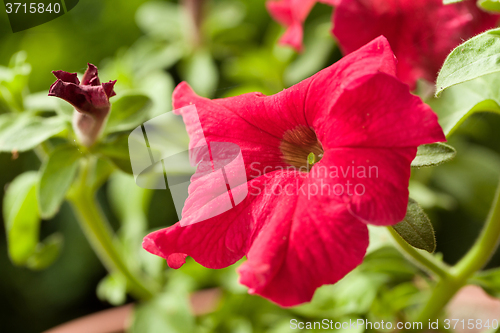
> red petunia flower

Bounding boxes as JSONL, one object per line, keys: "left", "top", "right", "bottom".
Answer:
{"left": 49, "top": 63, "right": 116, "bottom": 147}
{"left": 267, "top": 0, "right": 338, "bottom": 52}
{"left": 143, "top": 37, "right": 445, "bottom": 306}
{"left": 332, "top": 0, "right": 499, "bottom": 89}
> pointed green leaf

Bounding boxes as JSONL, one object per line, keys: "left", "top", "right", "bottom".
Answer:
{"left": 3, "top": 171, "right": 40, "bottom": 265}
{"left": 478, "top": 0, "right": 500, "bottom": 12}
{"left": 411, "top": 143, "right": 456, "bottom": 168}
{"left": 26, "top": 233, "right": 63, "bottom": 270}
{"left": 0, "top": 113, "right": 67, "bottom": 152}
{"left": 38, "top": 145, "right": 82, "bottom": 219}
{"left": 105, "top": 93, "right": 151, "bottom": 134}
{"left": 391, "top": 198, "right": 436, "bottom": 253}
{"left": 436, "top": 28, "right": 500, "bottom": 96}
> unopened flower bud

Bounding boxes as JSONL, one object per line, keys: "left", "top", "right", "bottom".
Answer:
{"left": 49, "top": 63, "right": 116, "bottom": 147}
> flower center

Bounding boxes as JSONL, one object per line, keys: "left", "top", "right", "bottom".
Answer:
{"left": 280, "top": 125, "right": 324, "bottom": 171}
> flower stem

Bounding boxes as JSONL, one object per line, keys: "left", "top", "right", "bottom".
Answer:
{"left": 182, "top": 0, "right": 205, "bottom": 47}
{"left": 414, "top": 180, "right": 500, "bottom": 324}
{"left": 388, "top": 227, "right": 450, "bottom": 280}
{"left": 453, "top": 181, "right": 500, "bottom": 279}
{"left": 68, "top": 158, "right": 153, "bottom": 301}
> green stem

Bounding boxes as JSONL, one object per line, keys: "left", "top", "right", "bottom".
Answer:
{"left": 453, "top": 181, "right": 500, "bottom": 279}
{"left": 388, "top": 227, "right": 450, "bottom": 280}
{"left": 414, "top": 277, "right": 463, "bottom": 325}
{"left": 414, "top": 180, "right": 500, "bottom": 324}
{"left": 68, "top": 158, "right": 153, "bottom": 301}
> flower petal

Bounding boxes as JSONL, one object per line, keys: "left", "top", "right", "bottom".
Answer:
{"left": 298, "top": 36, "right": 397, "bottom": 126}
{"left": 52, "top": 70, "right": 80, "bottom": 84}
{"left": 314, "top": 72, "right": 445, "bottom": 149}
{"left": 82, "top": 63, "right": 100, "bottom": 86}
{"left": 102, "top": 80, "right": 117, "bottom": 98}
{"left": 48, "top": 80, "right": 110, "bottom": 116}
{"left": 172, "top": 37, "right": 398, "bottom": 179}
{"left": 172, "top": 83, "right": 293, "bottom": 180}
{"left": 238, "top": 177, "right": 368, "bottom": 306}
{"left": 267, "top": 0, "right": 316, "bottom": 52}
{"left": 314, "top": 147, "right": 416, "bottom": 225}
{"left": 278, "top": 22, "right": 304, "bottom": 52}
{"left": 267, "top": 0, "right": 339, "bottom": 51}
{"left": 143, "top": 170, "right": 304, "bottom": 269}
{"left": 332, "top": 0, "right": 500, "bottom": 88}
{"left": 215, "top": 36, "right": 396, "bottom": 141}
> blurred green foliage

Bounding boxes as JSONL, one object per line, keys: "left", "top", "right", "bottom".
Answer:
{"left": 1, "top": 0, "right": 500, "bottom": 333}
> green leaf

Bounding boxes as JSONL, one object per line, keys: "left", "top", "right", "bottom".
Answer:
{"left": 97, "top": 273, "right": 127, "bottom": 306}
{"left": 478, "top": 0, "right": 500, "bottom": 12}
{"left": 3, "top": 171, "right": 40, "bottom": 265}
{"left": 129, "top": 291, "right": 196, "bottom": 333}
{"left": 0, "top": 51, "right": 31, "bottom": 112}
{"left": 105, "top": 93, "right": 151, "bottom": 134}
{"left": 361, "top": 246, "right": 418, "bottom": 280}
{"left": 436, "top": 28, "right": 500, "bottom": 96}
{"left": 25, "top": 92, "right": 73, "bottom": 118}
{"left": 95, "top": 134, "right": 133, "bottom": 174}
{"left": 411, "top": 143, "right": 456, "bottom": 168}
{"left": 428, "top": 72, "right": 500, "bottom": 137}
{"left": 138, "top": 70, "right": 175, "bottom": 118}
{"left": 38, "top": 145, "right": 82, "bottom": 219}
{"left": 182, "top": 49, "right": 219, "bottom": 98}
{"left": 284, "top": 19, "right": 335, "bottom": 86}
{"left": 108, "top": 171, "right": 151, "bottom": 223}
{"left": 391, "top": 198, "right": 436, "bottom": 253}
{"left": 431, "top": 141, "right": 500, "bottom": 218}
{"left": 107, "top": 172, "right": 162, "bottom": 279}
{"left": 0, "top": 113, "right": 68, "bottom": 152}
{"left": 472, "top": 268, "right": 500, "bottom": 298}
{"left": 26, "top": 233, "right": 63, "bottom": 270}
{"left": 135, "top": 1, "right": 182, "bottom": 41}
{"left": 88, "top": 157, "right": 116, "bottom": 191}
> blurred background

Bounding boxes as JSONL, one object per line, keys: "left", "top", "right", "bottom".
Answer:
{"left": 1, "top": 0, "right": 500, "bottom": 332}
